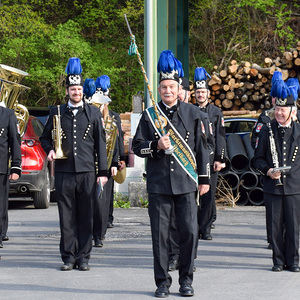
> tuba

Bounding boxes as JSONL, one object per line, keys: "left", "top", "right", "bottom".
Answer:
{"left": 0, "top": 64, "right": 30, "bottom": 136}
{"left": 52, "top": 105, "right": 67, "bottom": 159}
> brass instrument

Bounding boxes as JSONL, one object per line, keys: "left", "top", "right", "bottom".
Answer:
{"left": 52, "top": 105, "right": 67, "bottom": 159}
{"left": 0, "top": 64, "right": 30, "bottom": 136}
{"left": 105, "top": 115, "right": 118, "bottom": 169}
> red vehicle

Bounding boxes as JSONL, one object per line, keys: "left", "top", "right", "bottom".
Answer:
{"left": 9, "top": 115, "right": 55, "bottom": 208}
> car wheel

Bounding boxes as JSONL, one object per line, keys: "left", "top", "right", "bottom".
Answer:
{"left": 32, "top": 169, "right": 50, "bottom": 209}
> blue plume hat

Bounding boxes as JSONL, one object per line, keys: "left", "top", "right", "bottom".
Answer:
{"left": 271, "top": 79, "right": 294, "bottom": 106}
{"left": 271, "top": 71, "right": 282, "bottom": 85}
{"left": 83, "top": 78, "right": 96, "bottom": 99}
{"left": 271, "top": 79, "right": 288, "bottom": 98}
{"left": 175, "top": 58, "right": 184, "bottom": 78}
{"left": 157, "top": 50, "right": 183, "bottom": 82}
{"left": 286, "top": 78, "right": 300, "bottom": 101}
{"left": 65, "top": 57, "right": 83, "bottom": 87}
{"left": 95, "top": 75, "right": 111, "bottom": 96}
{"left": 194, "top": 67, "right": 211, "bottom": 90}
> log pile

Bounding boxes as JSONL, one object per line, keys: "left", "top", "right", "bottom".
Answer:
{"left": 191, "top": 41, "right": 300, "bottom": 113}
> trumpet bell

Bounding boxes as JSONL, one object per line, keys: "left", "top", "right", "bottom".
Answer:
{"left": 54, "top": 149, "right": 67, "bottom": 160}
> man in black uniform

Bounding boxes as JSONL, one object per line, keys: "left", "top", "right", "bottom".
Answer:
{"left": 0, "top": 86, "right": 22, "bottom": 249}
{"left": 253, "top": 92, "right": 300, "bottom": 272}
{"left": 168, "top": 76, "right": 214, "bottom": 272}
{"left": 251, "top": 73, "right": 300, "bottom": 249}
{"left": 91, "top": 76, "right": 122, "bottom": 247}
{"left": 194, "top": 67, "right": 226, "bottom": 240}
{"left": 133, "top": 50, "right": 210, "bottom": 298}
{"left": 94, "top": 75, "right": 126, "bottom": 231}
{"left": 40, "top": 57, "right": 108, "bottom": 271}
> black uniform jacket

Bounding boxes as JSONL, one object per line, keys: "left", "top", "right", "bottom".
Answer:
{"left": 0, "top": 107, "right": 22, "bottom": 176}
{"left": 253, "top": 120, "right": 300, "bottom": 195}
{"left": 132, "top": 101, "right": 210, "bottom": 195}
{"left": 198, "top": 110, "right": 215, "bottom": 165}
{"left": 195, "top": 102, "right": 226, "bottom": 163}
{"left": 40, "top": 103, "right": 107, "bottom": 177}
{"left": 251, "top": 108, "right": 300, "bottom": 149}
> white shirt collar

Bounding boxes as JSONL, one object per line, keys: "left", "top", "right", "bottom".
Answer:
{"left": 68, "top": 100, "right": 83, "bottom": 108}
{"left": 162, "top": 100, "right": 178, "bottom": 109}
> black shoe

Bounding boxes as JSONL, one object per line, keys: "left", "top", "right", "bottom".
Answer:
{"left": 201, "top": 234, "right": 212, "bottom": 240}
{"left": 155, "top": 284, "right": 169, "bottom": 298}
{"left": 61, "top": 263, "right": 75, "bottom": 271}
{"left": 94, "top": 238, "right": 103, "bottom": 247}
{"left": 267, "top": 243, "right": 272, "bottom": 249}
{"left": 0, "top": 243, "right": 3, "bottom": 248}
{"left": 78, "top": 262, "right": 90, "bottom": 271}
{"left": 179, "top": 283, "right": 194, "bottom": 297}
{"left": 168, "top": 259, "right": 179, "bottom": 271}
{"left": 107, "top": 222, "right": 114, "bottom": 228}
{"left": 210, "top": 223, "right": 215, "bottom": 229}
{"left": 272, "top": 265, "right": 283, "bottom": 272}
{"left": 288, "top": 265, "right": 300, "bottom": 272}
{"left": 2, "top": 235, "right": 9, "bottom": 241}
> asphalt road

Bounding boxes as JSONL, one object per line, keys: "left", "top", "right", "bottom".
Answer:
{"left": 1, "top": 201, "right": 300, "bottom": 300}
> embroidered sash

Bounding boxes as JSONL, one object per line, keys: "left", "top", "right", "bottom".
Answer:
{"left": 146, "top": 105, "right": 198, "bottom": 185}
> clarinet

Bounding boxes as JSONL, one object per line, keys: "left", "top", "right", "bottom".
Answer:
{"left": 266, "top": 122, "right": 282, "bottom": 186}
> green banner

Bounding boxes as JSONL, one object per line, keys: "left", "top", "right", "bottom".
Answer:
{"left": 146, "top": 106, "right": 198, "bottom": 185}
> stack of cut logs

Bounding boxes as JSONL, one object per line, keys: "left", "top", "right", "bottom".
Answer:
{"left": 191, "top": 41, "right": 300, "bottom": 112}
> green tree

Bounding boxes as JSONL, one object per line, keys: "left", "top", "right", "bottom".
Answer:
{"left": 189, "top": 0, "right": 300, "bottom": 73}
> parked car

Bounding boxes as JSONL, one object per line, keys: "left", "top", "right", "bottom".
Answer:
{"left": 28, "top": 107, "right": 52, "bottom": 125}
{"left": 9, "top": 115, "right": 55, "bottom": 209}
{"left": 224, "top": 117, "right": 257, "bottom": 138}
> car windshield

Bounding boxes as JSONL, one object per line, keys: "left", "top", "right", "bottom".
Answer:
{"left": 225, "top": 119, "right": 256, "bottom": 134}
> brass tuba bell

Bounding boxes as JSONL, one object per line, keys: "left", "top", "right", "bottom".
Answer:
{"left": 0, "top": 64, "right": 30, "bottom": 136}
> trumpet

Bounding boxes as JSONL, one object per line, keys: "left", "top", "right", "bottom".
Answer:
{"left": 52, "top": 105, "right": 67, "bottom": 159}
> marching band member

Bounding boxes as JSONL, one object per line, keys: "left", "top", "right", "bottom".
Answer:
{"left": 254, "top": 85, "right": 300, "bottom": 272}
{"left": 132, "top": 50, "right": 210, "bottom": 298}
{"left": 91, "top": 75, "right": 125, "bottom": 247}
{"left": 0, "top": 86, "right": 21, "bottom": 248}
{"left": 194, "top": 67, "right": 226, "bottom": 241}
{"left": 40, "top": 57, "right": 107, "bottom": 271}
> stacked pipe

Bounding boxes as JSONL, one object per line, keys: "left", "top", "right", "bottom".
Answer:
{"left": 218, "top": 133, "right": 264, "bottom": 206}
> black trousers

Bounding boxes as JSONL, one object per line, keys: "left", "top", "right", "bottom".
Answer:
{"left": 0, "top": 174, "right": 9, "bottom": 243}
{"left": 168, "top": 204, "right": 180, "bottom": 262}
{"left": 55, "top": 172, "right": 96, "bottom": 265}
{"left": 93, "top": 175, "right": 114, "bottom": 240}
{"left": 264, "top": 196, "right": 272, "bottom": 245}
{"left": 148, "top": 192, "right": 197, "bottom": 287}
{"left": 264, "top": 193, "right": 300, "bottom": 267}
{"left": 108, "top": 179, "right": 115, "bottom": 224}
{"left": 198, "top": 167, "right": 218, "bottom": 236}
